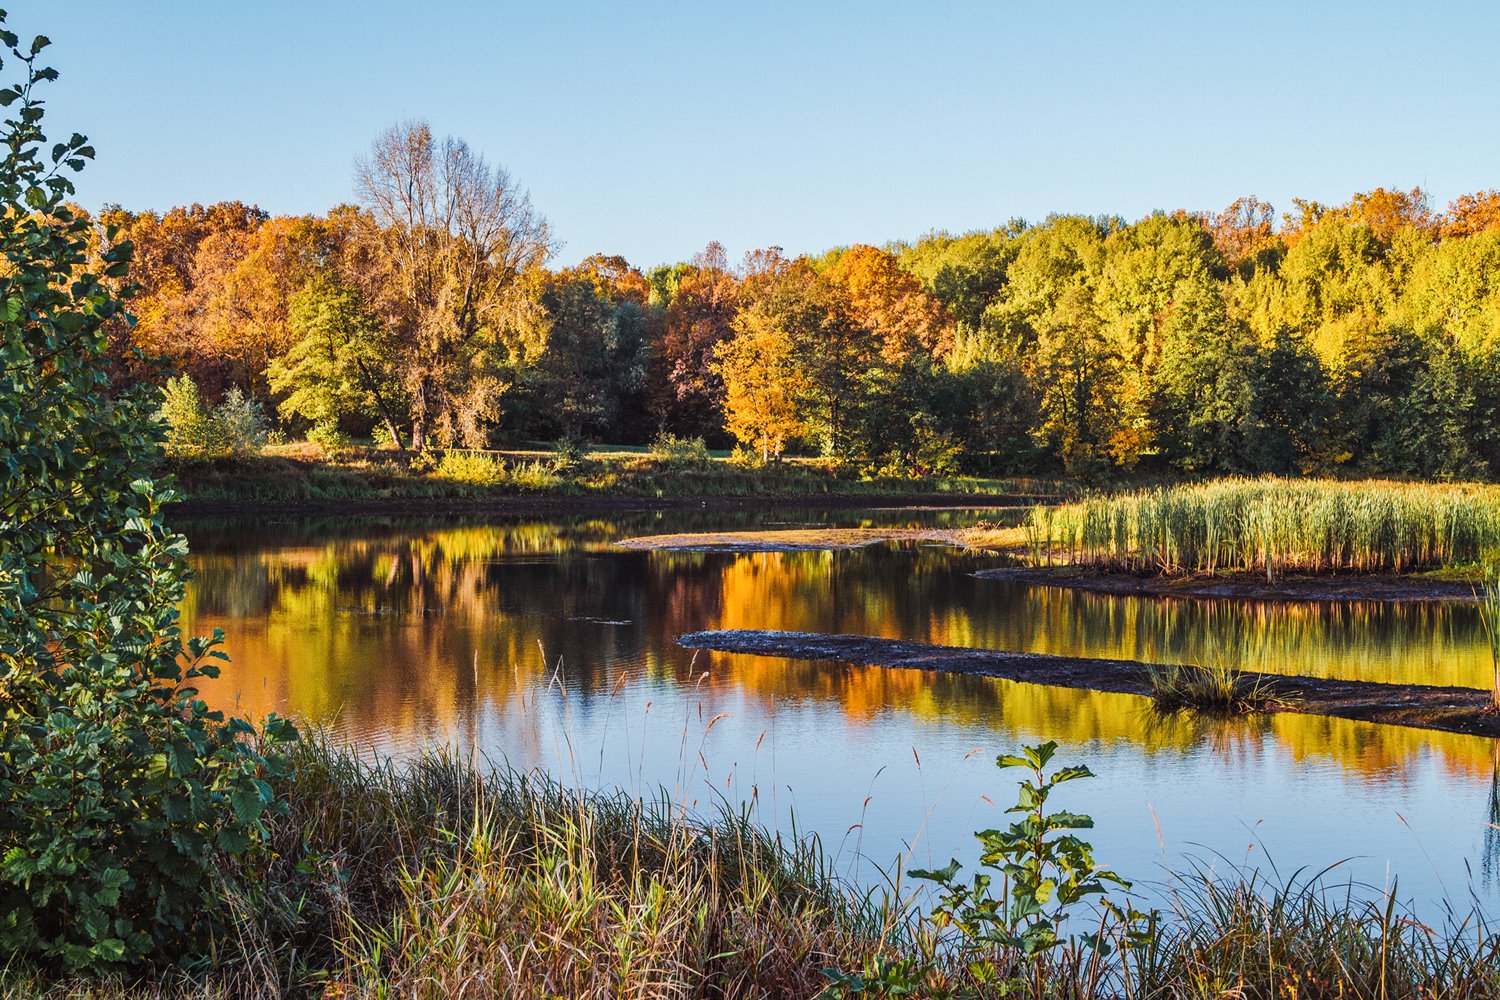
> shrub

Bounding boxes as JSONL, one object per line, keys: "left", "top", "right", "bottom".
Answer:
{"left": 0, "top": 24, "right": 295, "bottom": 974}
{"left": 435, "top": 450, "right": 506, "bottom": 486}
{"left": 306, "top": 420, "right": 349, "bottom": 452}
{"left": 157, "top": 377, "right": 267, "bottom": 457}
{"left": 650, "top": 432, "right": 712, "bottom": 469}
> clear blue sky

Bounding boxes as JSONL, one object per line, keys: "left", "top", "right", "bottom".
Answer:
{"left": 14, "top": 1, "right": 1500, "bottom": 267}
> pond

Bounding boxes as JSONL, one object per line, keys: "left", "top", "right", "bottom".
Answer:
{"left": 179, "top": 507, "right": 1500, "bottom": 917}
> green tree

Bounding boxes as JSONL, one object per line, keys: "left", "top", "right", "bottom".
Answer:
{"left": 0, "top": 21, "right": 294, "bottom": 973}
{"left": 267, "top": 276, "right": 405, "bottom": 447}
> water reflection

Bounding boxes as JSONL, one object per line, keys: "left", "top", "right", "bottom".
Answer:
{"left": 179, "top": 511, "right": 1500, "bottom": 912}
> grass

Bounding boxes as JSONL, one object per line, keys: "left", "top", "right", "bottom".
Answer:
{"left": 165, "top": 446, "right": 1053, "bottom": 506}
{"left": 1027, "top": 477, "right": 1500, "bottom": 579}
{"left": 10, "top": 734, "right": 1500, "bottom": 998}
{"left": 1476, "top": 565, "right": 1500, "bottom": 712}
{"left": 1143, "top": 659, "right": 1289, "bottom": 715}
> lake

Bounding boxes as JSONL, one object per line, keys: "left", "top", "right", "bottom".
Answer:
{"left": 179, "top": 507, "right": 1500, "bottom": 918}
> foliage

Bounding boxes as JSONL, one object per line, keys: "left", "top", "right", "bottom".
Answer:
{"left": 434, "top": 449, "right": 507, "bottom": 487}
{"left": 354, "top": 119, "right": 553, "bottom": 450}
{"left": 650, "top": 432, "right": 713, "bottom": 468}
{"left": 822, "top": 741, "right": 1152, "bottom": 999}
{"left": 0, "top": 18, "right": 295, "bottom": 974}
{"left": 156, "top": 375, "right": 267, "bottom": 457}
{"left": 266, "top": 276, "right": 403, "bottom": 448}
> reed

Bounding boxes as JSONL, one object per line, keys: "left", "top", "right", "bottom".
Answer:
{"left": 1475, "top": 565, "right": 1500, "bottom": 712}
{"left": 1143, "top": 660, "right": 1286, "bottom": 715}
{"left": 1027, "top": 478, "right": 1500, "bottom": 579}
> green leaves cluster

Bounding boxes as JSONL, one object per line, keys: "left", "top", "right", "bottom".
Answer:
{"left": 823, "top": 742, "right": 1153, "bottom": 999}
{"left": 157, "top": 374, "right": 268, "bottom": 456}
{"left": 0, "top": 16, "right": 295, "bottom": 974}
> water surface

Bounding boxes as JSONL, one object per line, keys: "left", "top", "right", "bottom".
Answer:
{"left": 180, "top": 508, "right": 1500, "bottom": 916}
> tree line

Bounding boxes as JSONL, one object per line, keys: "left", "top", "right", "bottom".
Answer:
{"left": 95, "top": 121, "right": 1500, "bottom": 478}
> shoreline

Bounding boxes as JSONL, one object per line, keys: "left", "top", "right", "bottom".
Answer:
{"left": 169, "top": 492, "right": 1033, "bottom": 518}
{"left": 677, "top": 629, "right": 1500, "bottom": 738}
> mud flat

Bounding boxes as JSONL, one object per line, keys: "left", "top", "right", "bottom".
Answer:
{"left": 617, "top": 527, "right": 974, "bottom": 552}
{"left": 678, "top": 629, "right": 1500, "bottom": 738}
{"left": 974, "top": 565, "right": 1480, "bottom": 603}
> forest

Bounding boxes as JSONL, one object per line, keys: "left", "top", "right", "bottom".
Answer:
{"left": 95, "top": 120, "right": 1500, "bottom": 480}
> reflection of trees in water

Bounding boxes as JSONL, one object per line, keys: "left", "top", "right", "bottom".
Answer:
{"left": 180, "top": 520, "right": 1498, "bottom": 780}
{"left": 1485, "top": 743, "right": 1500, "bottom": 888}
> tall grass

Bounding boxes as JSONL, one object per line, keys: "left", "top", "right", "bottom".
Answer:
{"left": 1028, "top": 478, "right": 1500, "bottom": 578}
{"left": 12, "top": 735, "right": 1500, "bottom": 998}
{"left": 1475, "top": 565, "right": 1500, "bottom": 711}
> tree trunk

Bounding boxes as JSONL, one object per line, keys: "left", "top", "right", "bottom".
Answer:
{"left": 411, "top": 378, "right": 430, "bottom": 451}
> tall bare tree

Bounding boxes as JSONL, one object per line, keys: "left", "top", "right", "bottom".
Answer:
{"left": 356, "top": 119, "right": 553, "bottom": 449}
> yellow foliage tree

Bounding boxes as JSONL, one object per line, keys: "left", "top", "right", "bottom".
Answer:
{"left": 712, "top": 311, "right": 810, "bottom": 462}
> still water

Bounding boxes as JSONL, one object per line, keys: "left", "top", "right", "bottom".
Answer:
{"left": 180, "top": 508, "right": 1500, "bottom": 916}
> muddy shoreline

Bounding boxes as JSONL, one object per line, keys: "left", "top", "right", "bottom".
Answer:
{"left": 973, "top": 565, "right": 1480, "bottom": 603}
{"left": 620, "top": 527, "right": 1482, "bottom": 602}
{"left": 170, "top": 493, "right": 1030, "bottom": 518}
{"left": 616, "top": 527, "right": 989, "bottom": 551}
{"left": 678, "top": 629, "right": 1500, "bottom": 738}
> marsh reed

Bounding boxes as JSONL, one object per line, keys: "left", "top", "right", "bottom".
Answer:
{"left": 1028, "top": 478, "right": 1500, "bottom": 578}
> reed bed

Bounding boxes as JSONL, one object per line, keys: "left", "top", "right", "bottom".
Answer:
{"left": 1027, "top": 478, "right": 1500, "bottom": 578}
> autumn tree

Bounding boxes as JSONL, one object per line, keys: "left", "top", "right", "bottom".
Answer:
{"left": 1442, "top": 190, "right": 1500, "bottom": 239}
{"left": 524, "top": 256, "right": 654, "bottom": 443}
{"left": 713, "top": 307, "right": 809, "bottom": 462}
{"left": 356, "top": 119, "right": 552, "bottom": 449}
{"left": 1207, "top": 196, "right": 1280, "bottom": 276}
{"left": 649, "top": 242, "right": 739, "bottom": 439}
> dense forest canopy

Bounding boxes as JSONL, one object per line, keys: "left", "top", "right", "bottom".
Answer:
{"left": 91, "top": 133, "right": 1500, "bottom": 478}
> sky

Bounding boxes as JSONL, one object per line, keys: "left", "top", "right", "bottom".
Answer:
{"left": 13, "top": 1, "right": 1500, "bottom": 267}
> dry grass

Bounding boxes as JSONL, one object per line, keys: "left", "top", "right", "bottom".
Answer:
{"left": 11, "top": 736, "right": 1500, "bottom": 998}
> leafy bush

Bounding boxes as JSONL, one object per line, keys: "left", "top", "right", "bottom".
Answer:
{"left": 435, "top": 450, "right": 506, "bottom": 486}
{"left": 822, "top": 742, "right": 1152, "bottom": 998}
{"left": 157, "top": 376, "right": 268, "bottom": 457}
{"left": 650, "top": 432, "right": 712, "bottom": 469}
{"left": 305, "top": 419, "right": 349, "bottom": 452}
{"left": 0, "top": 24, "right": 295, "bottom": 974}
{"left": 550, "top": 436, "right": 587, "bottom": 472}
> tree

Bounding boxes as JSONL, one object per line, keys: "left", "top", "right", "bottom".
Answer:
{"left": 0, "top": 20, "right": 292, "bottom": 973}
{"left": 713, "top": 308, "right": 810, "bottom": 462}
{"left": 1206, "top": 196, "right": 1280, "bottom": 277}
{"left": 649, "top": 241, "right": 739, "bottom": 439}
{"left": 1442, "top": 190, "right": 1500, "bottom": 239}
{"left": 267, "top": 276, "right": 405, "bottom": 446}
{"left": 356, "top": 119, "right": 553, "bottom": 449}
{"left": 825, "top": 244, "right": 953, "bottom": 361}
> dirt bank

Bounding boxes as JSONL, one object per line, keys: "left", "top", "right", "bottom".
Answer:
{"left": 616, "top": 526, "right": 1000, "bottom": 551}
{"left": 677, "top": 629, "right": 1500, "bottom": 738}
{"left": 973, "top": 565, "right": 1480, "bottom": 603}
{"left": 173, "top": 494, "right": 1030, "bottom": 518}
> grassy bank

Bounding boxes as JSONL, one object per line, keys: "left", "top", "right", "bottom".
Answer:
{"left": 10, "top": 736, "right": 1500, "bottom": 999}
{"left": 163, "top": 444, "right": 1055, "bottom": 508}
{"left": 1026, "top": 477, "right": 1500, "bottom": 577}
